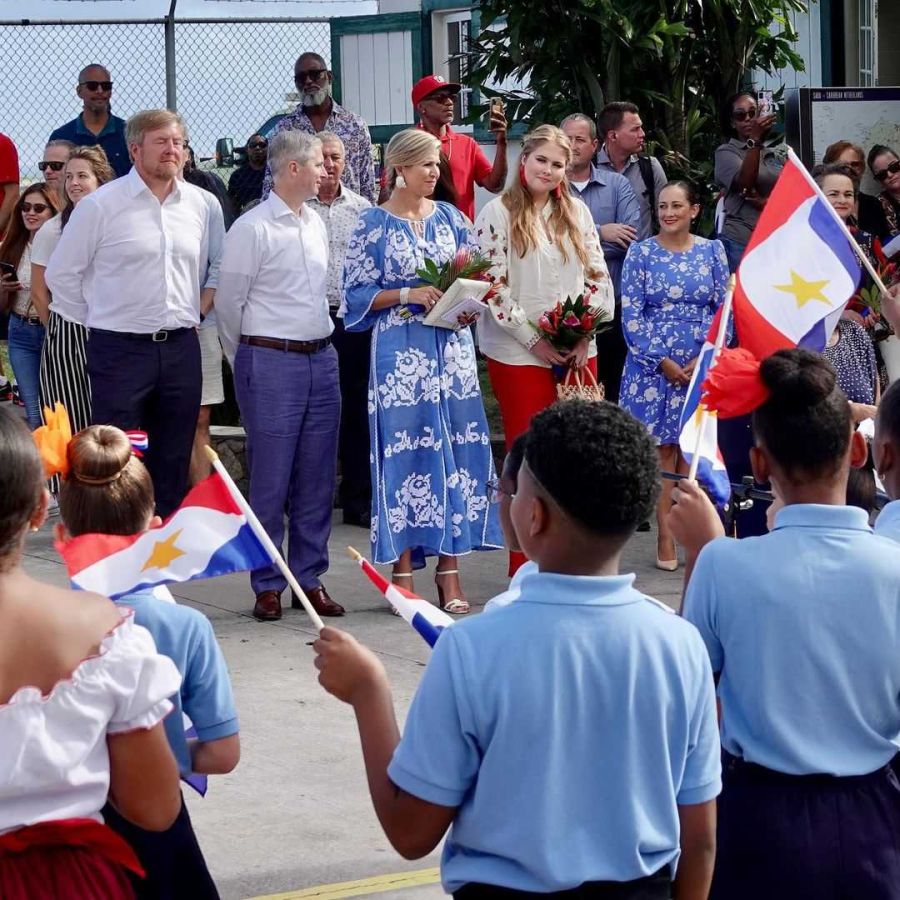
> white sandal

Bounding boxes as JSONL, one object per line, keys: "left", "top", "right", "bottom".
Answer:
{"left": 390, "top": 571, "right": 412, "bottom": 615}
{"left": 434, "top": 568, "right": 470, "bottom": 615}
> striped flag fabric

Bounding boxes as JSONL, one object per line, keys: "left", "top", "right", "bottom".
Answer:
{"left": 348, "top": 548, "right": 452, "bottom": 647}
{"left": 56, "top": 473, "right": 271, "bottom": 599}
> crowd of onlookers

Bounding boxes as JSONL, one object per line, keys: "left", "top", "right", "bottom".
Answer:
{"left": 5, "top": 47, "right": 900, "bottom": 900}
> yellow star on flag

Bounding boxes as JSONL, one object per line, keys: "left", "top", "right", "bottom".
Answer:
{"left": 773, "top": 270, "right": 832, "bottom": 309}
{"left": 141, "top": 529, "right": 186, "bottom": 572}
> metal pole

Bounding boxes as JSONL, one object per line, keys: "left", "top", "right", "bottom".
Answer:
{"left": 164, "top": 0, "right": 177, "bottom": 111}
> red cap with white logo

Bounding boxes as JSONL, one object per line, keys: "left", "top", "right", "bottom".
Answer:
{"left": 411, "top": 74, "right": 461, "bottom": 107}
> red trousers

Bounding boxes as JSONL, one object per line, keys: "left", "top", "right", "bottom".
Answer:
{"left": 486, "top": 357, "right": 598, "bottom": 574}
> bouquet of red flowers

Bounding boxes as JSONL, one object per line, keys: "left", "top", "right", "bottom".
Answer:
{"left": 534, "top": 295, "right": 610, "bottom": 352}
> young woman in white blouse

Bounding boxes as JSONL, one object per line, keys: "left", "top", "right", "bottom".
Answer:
{"left": 0, "top": 409, "right": 183, "bottom": 897}
{"left": 475, "top": 125, "right": 613, "bottom": 571}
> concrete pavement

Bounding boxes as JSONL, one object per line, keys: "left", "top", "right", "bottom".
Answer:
{"left": 21, "top": 513, "right": 685, "bottom": 899}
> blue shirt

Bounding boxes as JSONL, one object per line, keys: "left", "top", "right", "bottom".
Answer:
{"left": 875, "top": 498, "right": 900, "bottom": 544}
{"left": 49, "top": 113, "right": 131, "bottom": 178}
{"left": 115, "top": 590, "right": 238, "bottom": 778}
{"left": 569, "top": 165, "right": 641, "bottom": 295}
{"left": 684, "top": 504, "right": 900, "bottom": 776}
{"left": 388, "top": 570, "right": 721, "bottom": 893}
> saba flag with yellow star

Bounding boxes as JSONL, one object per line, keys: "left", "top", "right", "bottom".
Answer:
{"left": 734, "top": 148, "right": 861, "bottom": 358}
{"left": 56, "top": 473, "right": 270, "bottom": 599}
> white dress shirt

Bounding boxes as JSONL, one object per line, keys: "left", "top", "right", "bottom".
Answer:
{"left": 307, "top": 186, "right": 371, "bottom": 315}
{"left": 44, "top": 167, "right": 211, "bottom": 332}
{"left": 474, "top": 197, "right": 614, "bottom": 367}
{"left": 216, "top": 191, "right": 332, "bottom": 365}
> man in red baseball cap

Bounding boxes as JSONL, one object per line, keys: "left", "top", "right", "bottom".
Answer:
{"left": 410, "top": 74, "right": 507, "bottom": 220}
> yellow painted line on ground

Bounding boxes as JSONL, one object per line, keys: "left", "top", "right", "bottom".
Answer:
{"left": 246, "top": 867, "right": 441, "bottom": 900}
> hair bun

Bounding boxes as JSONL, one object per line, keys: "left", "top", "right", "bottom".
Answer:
{"left": 759, "top": 348, "right": 836, "bottom": 408}
{"left": 67, "top": 425, "right": 132, "bottom": 486}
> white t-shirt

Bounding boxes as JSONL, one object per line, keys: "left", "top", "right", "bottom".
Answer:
{"left": 0, "top": 611, "right": 181, "bottom": 834}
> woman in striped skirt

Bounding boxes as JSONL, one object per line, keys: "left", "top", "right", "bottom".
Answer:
{"left": 32, "top": 146, "right": 115, "bottom": 439}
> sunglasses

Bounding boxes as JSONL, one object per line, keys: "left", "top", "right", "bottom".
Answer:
{"left": 38, "top": 160, "right": 65, "bottom": 172}
{"left": 874, "top": 160, "right": 900, "bottom": 182}
{"left": 247, "top": 141, "right": 268, "bottom": 149}
{"left": 22, "top": 202, "right": 49, "bottom": 214}
{"left": 295, "top": 69, "right": 328, "bottom": 84}
{"left": 80, "top": 80, "right": 113, "bottom": 91}
{"left": 426, "top": 91, "right": 457, "bottom": 103}
{"left": 732, "top": 108, "right": 757, "bottom": 122}
{"left": 486, "top": 478, "right": 514, "bottom": 504}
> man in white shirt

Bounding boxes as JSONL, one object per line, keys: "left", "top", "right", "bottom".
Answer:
{"left": 45, "top": 108, "right": 211, "bottom": 517}
{"left": 217, "top": 131, "right": 343, "bottom": 622}
{"left": 307, "top": 132, "right": 371, "bottom": 529}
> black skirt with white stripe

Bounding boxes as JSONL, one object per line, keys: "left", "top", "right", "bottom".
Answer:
{"left": 39, "top": 310, "right": 91, "bottom": 432}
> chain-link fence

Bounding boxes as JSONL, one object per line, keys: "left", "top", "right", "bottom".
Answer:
{"left": 0, "top": 17, "right": 331, "bottom": 183}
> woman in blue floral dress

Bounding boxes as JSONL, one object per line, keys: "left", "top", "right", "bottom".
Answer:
{"left": 620, "top": 181, "right": 729, "bottom": 569}
{"left": 343, "top": 129, "right": 501, "bottom": 614}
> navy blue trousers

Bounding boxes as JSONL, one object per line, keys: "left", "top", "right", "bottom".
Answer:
{"left": 455, "top": 870, "right": 671, "bottom": 899}
{"left": 331, "top": 315, "right": 372, "bottom": 520}
{"left": 88, "top": 328, "right": 201, "bottom": 519}
{"left": 234, "top": 341, "right": 340, "bottom": 594}
{"left": 712, "top": 752, "right": 900, "bottom": 899}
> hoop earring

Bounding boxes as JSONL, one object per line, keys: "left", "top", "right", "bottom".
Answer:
{"left": 395, "top": 173, "right": 407, "bottom": 189}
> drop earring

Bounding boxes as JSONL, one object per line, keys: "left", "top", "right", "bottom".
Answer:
{"left": 395, "top": 173, "right": 407, "bottom": 189}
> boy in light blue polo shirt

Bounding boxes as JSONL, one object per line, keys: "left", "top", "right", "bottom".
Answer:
{"left": 874, "top": 378, "right": 900, "bottom": 543}
{"left": 316, "top": 401, "right": 721, "bottom": 899}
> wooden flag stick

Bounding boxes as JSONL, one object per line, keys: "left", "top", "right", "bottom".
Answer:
{"left": 204, "top": 446, "right": 325, "bottom": 632}
{"left": 687, "top": 277, "right": 736, "bottom": 482}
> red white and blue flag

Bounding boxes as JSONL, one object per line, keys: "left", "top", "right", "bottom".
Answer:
{"left": 57, "top": 473, "right": 271, "bottom": 599}
{"left": 732, "top": 148, "right": 861, "bottom": 359}
{"left": 349, "top": 550, "right": 452, "bottom": 647}
{"left": 678, "top": 340, "right": 731, "bottom": 506}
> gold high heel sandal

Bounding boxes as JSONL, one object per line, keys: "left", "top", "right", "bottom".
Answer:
{"left": 434, "top": 568, "right": 470, "bottom": 615}
{"left": 390, "top": 571, "right": 413, "bottom": 615}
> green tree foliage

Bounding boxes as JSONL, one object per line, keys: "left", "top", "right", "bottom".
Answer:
{"left": 467, "top": 0, "right": 808, "bottom": 192}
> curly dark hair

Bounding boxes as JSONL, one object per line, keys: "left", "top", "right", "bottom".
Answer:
{"left": 0, "top": 408, "right": 45, "bottom": 571}
{"left": 752, "top": 349, "right": 850, "bottom": 481}
{"left": 524, "top": 400, "right": 659, "bottom": 536}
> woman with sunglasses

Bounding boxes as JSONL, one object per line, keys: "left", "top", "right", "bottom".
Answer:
{"left": 867, "top": 145, "right": 900, "bottom": 243}
{"left": 0, "top": 184, "right": 59, "bottom": 428}
{"left": 31, "top": 146, "right": 115, "bottom": 445}
{"left": 714, "top": 92, "right": 785, "bottom": 272}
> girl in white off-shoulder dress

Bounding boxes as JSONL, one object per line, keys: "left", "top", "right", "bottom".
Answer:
{"left": 0, "top": 408, "right": 183, "bottom": 899}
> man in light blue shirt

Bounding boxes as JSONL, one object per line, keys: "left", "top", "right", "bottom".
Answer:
{"left": 561, "top": 114, "right": 641, "bottom": 296}
{"left": 874, "top": 378, "right": 900, "bottom": 543}
{"left": 315, "top": 401, "right": 720, "bottom": 897}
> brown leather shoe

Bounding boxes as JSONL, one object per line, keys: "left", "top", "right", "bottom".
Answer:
{"left": 294, "top": 585, "right": 344, "bottom": 617}
{"left": 253, "top": 590, "right": 282, "bottom": 621}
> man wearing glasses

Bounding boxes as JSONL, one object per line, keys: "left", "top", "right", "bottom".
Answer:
{"left": 48, "top": 64, "right": 130, "bottom": 178}
{"left": 228, "top": 133, "right": 268, "bottom": 214}
{"left": 262, "top": 53, "right": 376, "bottom": 204}
{"left": 38, "top": 140, "right": 74, "bottom": 206}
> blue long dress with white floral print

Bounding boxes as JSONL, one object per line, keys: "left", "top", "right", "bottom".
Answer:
{"left": 342, "top": 202, "right": 502, "bottom": 566}
{"left": 619, "top": 237, "right": 730, "bottom": 444}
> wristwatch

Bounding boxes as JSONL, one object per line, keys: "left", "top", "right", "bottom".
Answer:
{"left": 399, "top": 287, "right": 410, "bottom": 306}
{"left": 745, "top": 139, "right": 758, "bottom": 150}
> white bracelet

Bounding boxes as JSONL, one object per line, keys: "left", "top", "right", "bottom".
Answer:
{"left": 399, "top": 287, "right": 410, "bottom": 306}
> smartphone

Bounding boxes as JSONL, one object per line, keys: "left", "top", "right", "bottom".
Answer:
{"left": 487, "top": 97, "right": 504, "bottom": 130}
{"left": 757, "top": 90, "right": 774, "bottom": 117}
{"left": 0, "top": 261, "right": 18, "bottom": 281}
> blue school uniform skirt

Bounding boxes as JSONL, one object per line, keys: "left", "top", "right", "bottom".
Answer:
{"left": 712, "top": 751, "right": 900, "bottom": 900}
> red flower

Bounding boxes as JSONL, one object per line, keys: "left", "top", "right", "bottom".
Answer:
{"left": 580, "top": 312, "right": 594, "bottom": 331}
{"left": 563, "top": 313, "right": 580, "bottom": 327}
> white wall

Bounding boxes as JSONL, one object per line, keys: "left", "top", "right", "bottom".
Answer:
{"left": 752, "top": 4, "right": 823, "bottom": 91}
{"left": 340, "top": 30, "right": 415, "bottom": 126}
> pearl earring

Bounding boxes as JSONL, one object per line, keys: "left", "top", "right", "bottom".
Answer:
{"left": 395, "top": 174, "right": 407, "bottom": 189}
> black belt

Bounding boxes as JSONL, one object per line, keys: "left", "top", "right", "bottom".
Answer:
{"left": 240, "top": 335, "right": 331, "bottom": 354}
{"left": 11, "top": 312, "right": 42, "bottom": 326}
{"left": 90, "top": 327, "right": 193, "bottom": 343}
{"left": 722, "top": 750, "right": 899, "bottom": 786}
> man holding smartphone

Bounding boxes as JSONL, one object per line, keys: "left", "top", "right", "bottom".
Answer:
{"left": 412, "top": 74, "right": 507, "bottom": 220}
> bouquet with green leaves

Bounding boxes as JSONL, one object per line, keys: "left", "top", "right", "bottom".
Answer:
{"left": 416, "top": 248, "right": 493, "bottom": 291}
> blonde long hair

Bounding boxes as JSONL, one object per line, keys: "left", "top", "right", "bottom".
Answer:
{"left": 502, "top": 125, "right": 595, "bottom": 273}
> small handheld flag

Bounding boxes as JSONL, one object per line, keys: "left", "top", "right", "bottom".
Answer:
{"left": 56, "top": 472, "right": 271, "bottom": 600}
{"left": 347, "top": 547, "right": 452, "bottom": 647}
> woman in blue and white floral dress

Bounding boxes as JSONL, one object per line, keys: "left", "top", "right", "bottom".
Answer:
{"left": 620, "top": 181, "right": 729, "bottom": 570}
{"left": 343, "top": 129, "right": 501, "bottom": 614}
